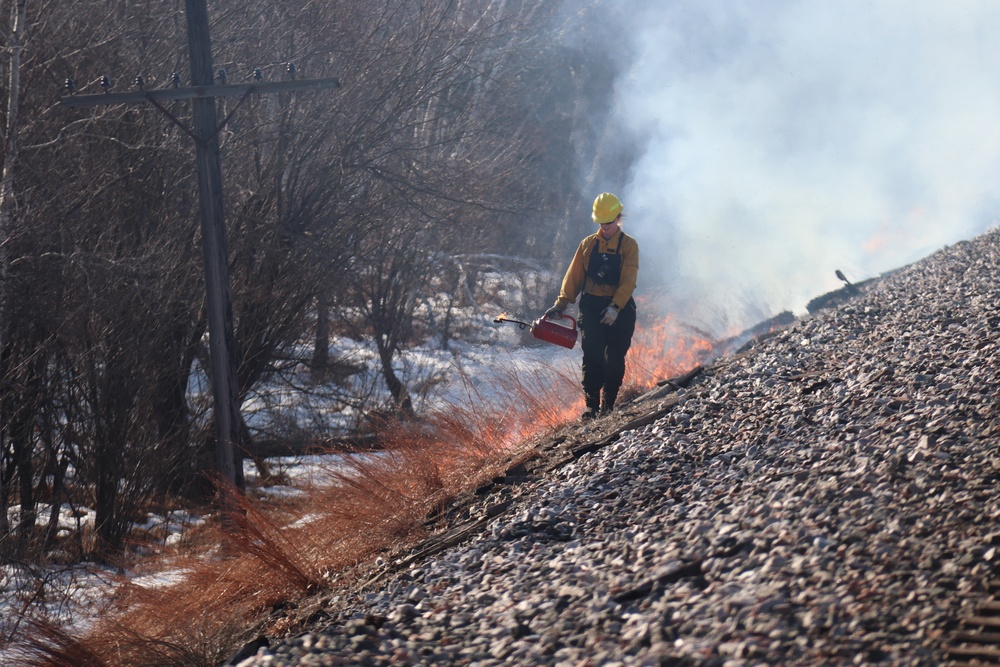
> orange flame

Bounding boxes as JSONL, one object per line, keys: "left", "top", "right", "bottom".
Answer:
{"left": 624, "top": 313, "right": 713, "bottom": 391}
{"left": 382, "top": 309, "right": 715, "bottom": 473}
{"left": 486, "top": 309, "right": 714, "bottom": 429}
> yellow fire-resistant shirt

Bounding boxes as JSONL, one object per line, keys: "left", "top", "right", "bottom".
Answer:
{"left": 553, "top": 229, "right": 639, "bottom": 312}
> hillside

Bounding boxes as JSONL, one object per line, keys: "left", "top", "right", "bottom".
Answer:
{"left": 233, "top": 230, "right": 1000, "bottom": 666}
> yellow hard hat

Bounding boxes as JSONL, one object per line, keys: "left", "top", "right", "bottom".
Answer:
{"left": 592, "top": 192, "right": 623, "bottom": 224}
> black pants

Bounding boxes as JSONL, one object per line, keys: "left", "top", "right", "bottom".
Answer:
{"left": 579, "top": 293, "right": 636, "bottom": 411}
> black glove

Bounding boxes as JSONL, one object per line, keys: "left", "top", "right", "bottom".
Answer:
{"left": 543, "top": 306, "right": 564, "bottom": 319}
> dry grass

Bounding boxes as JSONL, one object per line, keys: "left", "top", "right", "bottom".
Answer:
{"left": 8, "top": 363, "right": 576, "bottom": 666}
{"left": 10, "top": 619, "right": 110, "bottom": 667}
{"left": 7, "top": 332, "right": 709, "bottom": 666}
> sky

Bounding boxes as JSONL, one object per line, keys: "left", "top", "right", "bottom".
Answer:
{"left": 587, "top": 0, "right": 1000, "bottom": 332}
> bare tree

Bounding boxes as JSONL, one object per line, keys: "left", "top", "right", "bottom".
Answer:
{"left": 0, "top": 0, "right": 29, "bottom": 556}
{"left": 0, "top": 0, "right": 206, "bottom": 552}
{"left": 0, "top": 0, "right": 616, "bottom": 559}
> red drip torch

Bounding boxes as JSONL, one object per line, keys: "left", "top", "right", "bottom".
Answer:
{"left": 493, "top": 313, "right": 578, "bottom": 349}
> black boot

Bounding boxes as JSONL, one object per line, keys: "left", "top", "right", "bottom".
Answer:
{"left": 582, "top": 393, "right": 600, "bottom": 420}
{"left": 601, "top": 388, "right": 618, "bottom": 414}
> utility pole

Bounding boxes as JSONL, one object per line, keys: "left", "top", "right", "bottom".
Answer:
{"left": 61, "top": 1, "right": 340, "bottom": 501}
{"left": 186, "top": 0, "right": 241, "bottom": 495}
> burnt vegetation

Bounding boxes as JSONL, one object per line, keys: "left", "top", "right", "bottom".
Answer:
{"left": 0, "top": 0, "right": 627, "bottom": 656}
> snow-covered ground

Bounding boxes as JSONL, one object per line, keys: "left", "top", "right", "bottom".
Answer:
{"left": 0, "top": 263, "right": 721, "bottom": 658}
{"left": 0, "top": 291, "right": 588, "bottom": 651}
{"left": 241, "top": 309, "right": 581, "bottom": 438}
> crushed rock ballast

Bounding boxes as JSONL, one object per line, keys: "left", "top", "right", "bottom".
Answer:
{"left": 234, "top": 230, "right": 1000, "bottom": 667}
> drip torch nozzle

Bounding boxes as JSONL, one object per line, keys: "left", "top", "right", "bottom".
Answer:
{"left": 494, "top": 316, "right": 530, "bottom": 330}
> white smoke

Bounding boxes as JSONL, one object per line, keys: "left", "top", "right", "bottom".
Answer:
{"left": 597, "top": 0, "right": 1000, "bottom": 333}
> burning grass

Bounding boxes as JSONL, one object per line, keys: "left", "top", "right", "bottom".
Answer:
{"left": 625, "top": 312, "right": 715, "bottom": 391}
{"left": 6, "top": 321, "right": 711, "bottom": 666}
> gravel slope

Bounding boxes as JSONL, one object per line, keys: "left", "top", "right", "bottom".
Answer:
{"left": 237, "top": 230, "right": 1000, "bottom": 666}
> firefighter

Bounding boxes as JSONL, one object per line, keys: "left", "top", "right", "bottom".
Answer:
{"left": 543, "top": 192, "right": 639, "bottom": 419}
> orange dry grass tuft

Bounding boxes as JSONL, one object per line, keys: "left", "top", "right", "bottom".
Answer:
{"left": 10, "top": 388, "right": 559, "bottom": 666}
{"left": 489, "top": 361, "right": 584, "bottom": 432}
{"left": 10, "top": 322, "right": 708, "bottom": 666}
{"left": 450, "top": 359, "right": 583, "bottom": 437}
{"left": 308, "top": 367, "right": 578, "bottom": 547}
{"left": 10, "top": 619, "right": 110, "bottom": 667}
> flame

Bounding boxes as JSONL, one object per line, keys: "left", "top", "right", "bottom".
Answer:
{"left": 488, "top": 309, "right": 713, "bottom": 429}
{"left": 624, "top": 313, "right": 713, "bottom": 392}
{"left": 425, "top": 307, "right": 715, "bottom": 459}
{"left": 71, "top": 313, "right": 713, "bottom": 667}
{"left": 865, "top": 209, "right": 926, "bottom": 256}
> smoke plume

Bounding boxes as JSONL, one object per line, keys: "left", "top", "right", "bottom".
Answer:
{"left": 585, "top": 0, "right": 1000, "bottom": 333}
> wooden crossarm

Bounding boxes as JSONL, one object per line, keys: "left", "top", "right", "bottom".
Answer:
{"left": 60, "top": 77, "right": 341, "bottom": 108}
